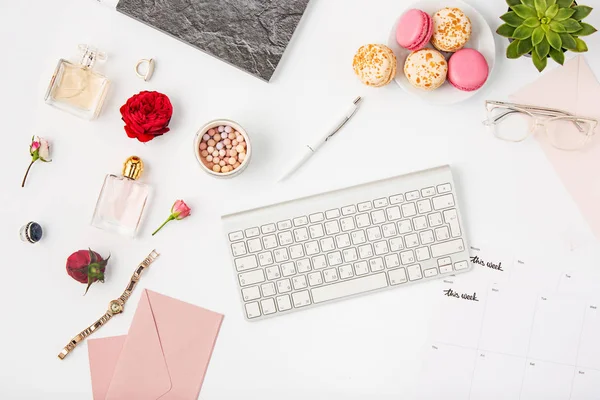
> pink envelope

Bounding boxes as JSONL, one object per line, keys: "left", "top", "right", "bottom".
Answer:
{"left": 88, "top": 289, "right": 223, "bottom": 400}
{"left": 511, "top": 56, "right": 600, "bottom": 239}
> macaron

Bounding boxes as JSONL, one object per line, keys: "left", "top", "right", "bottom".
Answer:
{"left": 352, "top": 44, "right": 397, "bottom": 87}
{"left": 448, "top": 48, "right": 489, "bottom": 92}
{"left": 431, "top": 8, "right": 472, "bottom": 52}
{"left": 396, "top": 9, "right": 433, "bottom": 51}
{"left": 404, "top": 48, "right": 447, "bottom": 91}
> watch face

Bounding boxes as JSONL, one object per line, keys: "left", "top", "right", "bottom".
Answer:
{"left": 109, "top": 301, "right": 123, "bottom": 314}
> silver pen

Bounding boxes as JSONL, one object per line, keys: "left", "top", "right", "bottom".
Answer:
{"left": 279, "top": 96, "right": 363, "bottom": 182}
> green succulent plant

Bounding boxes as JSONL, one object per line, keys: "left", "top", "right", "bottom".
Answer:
{"left": 497, "top": 0, "right": 597, "bottom": 71}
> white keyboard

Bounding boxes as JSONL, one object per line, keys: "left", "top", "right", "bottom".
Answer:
{"left": 222, "top": 165, "right": 472, "bottom": 321}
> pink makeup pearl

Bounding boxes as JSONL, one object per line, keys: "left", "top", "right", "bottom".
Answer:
{"left": 216, "top": 142, "right": 224, "bottom": 150}
{"left": 234, "top": 162, "right": 241, "bottom": 169}
{"left": 230, "top": 149, "right": 238, "bottom": 157}
{"left": 207, "top": 146, "right": 214, "bottom": 153}
{"left": 228, "top": 132, "right": 235, "bottom": 140}
{"left": 238, "top": 152, "right": 246, "bottom": 161}
{"left": 206, "top": 155, "right": 213, "bottom": 162}
{"left": 219, "top": 149, "right": 226, "bottom": 157}
{"left": 212, "top": 164, "right": 221, "bottom": 172}
{"left": 213, "top": 133, "right": 221, "bottom": 142}
{"left": 236, "top": 144, "right": 245, "bottom": 153}
{"left": 237, "top": 135, "right": 245, "bottom": 143}
{"left": 223, "top": 138, "right": 231, "bottom": 145}
{"left": 213, "top": 157, "right": 220, "bottom": 163}
{"left": 232, "top": 140, "right": 238, "bottom": 146}
{"left": 199, "top": 142, "right": 207, "bottom": 150}
{"left": 212, "top": 151, "right": 219, "bottom": 158}
{"left": 228, "top": 157, "right": 236, "bottom": 165}
{"left": 202, "top": 134, "right": 210, "bottom": 141}
{"left": 208, "top": 128, "right": 216, "bottom": 136}
{"left": 224, "top": 125, "right": 233, "bottom": 133}
{"left": 218, "top": 126, "right": 225, "bottom": 133}
{"left": 200, "top": 150, "right": 209, "bottom": 157}
{"left": 219, "top": 160, "right": 226, "bottom": 167}
{"left": 207, "top": 139, "right": 216, "bottom": 147}
{"left": 226, "top": 144, "right": 232, "bottom": 149}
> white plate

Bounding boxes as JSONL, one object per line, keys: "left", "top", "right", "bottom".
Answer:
{"left": 387, "top": 0, "right": 496, "bottom": 105}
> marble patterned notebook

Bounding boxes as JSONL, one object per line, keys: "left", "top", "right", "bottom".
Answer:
{"left": 114, "top": 0, "right": 310, "bottom": 81}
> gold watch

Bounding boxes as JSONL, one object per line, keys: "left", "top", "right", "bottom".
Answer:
{"left": 58, "top": 250, "right": 159, "bottom": 360}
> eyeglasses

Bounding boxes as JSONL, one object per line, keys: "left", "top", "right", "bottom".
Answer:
{"left": 483, "top": 100, "right": 598, "bottom": 151}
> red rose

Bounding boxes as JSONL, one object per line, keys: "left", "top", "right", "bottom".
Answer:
{"left": 120, "top": 91, "right": 173, "bottom": 143}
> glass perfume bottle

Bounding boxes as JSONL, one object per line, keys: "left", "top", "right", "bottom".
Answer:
{"left": 91, "top": 156, "right": 150, "bottom": 237}
{"left": 45, "top": 44, "right": 110, "bottom": 120}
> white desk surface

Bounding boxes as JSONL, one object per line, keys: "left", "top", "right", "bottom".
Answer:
{"left": 2, "top": 0, "right": 600, "bottom": 398}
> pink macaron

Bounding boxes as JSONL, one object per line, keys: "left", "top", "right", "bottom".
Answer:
{"left": 447, "top": 48, "right": 489, "bottom": 92}
{"left": 396, "top": 9, "right": 433, "bottom": 51}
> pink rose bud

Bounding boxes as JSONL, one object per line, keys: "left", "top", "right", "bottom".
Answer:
{"left": 152, "top": 200, "right": 192, "bottom": 236}
{"left": 22, "top": 135, "right": 52, "bottom": 188}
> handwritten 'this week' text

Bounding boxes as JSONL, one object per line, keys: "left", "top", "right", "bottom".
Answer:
{"left": 470, "top": 255, "right": 503, "bottom": 271}
{"left": 443, "top": 288, "right": 479, "bottom": 301}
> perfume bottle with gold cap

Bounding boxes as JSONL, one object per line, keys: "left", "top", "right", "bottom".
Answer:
{"left": 44, "top": 44, "right": 110, "bottom": 120}
{"left": 91, "top": 156, "right": 150, "bottom": 237}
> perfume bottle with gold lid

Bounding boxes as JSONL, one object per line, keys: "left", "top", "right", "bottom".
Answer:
{"left": 45, "top": 44, "right": 110, "bottom": 120}
{"left": 91, "top": 156, "right": 150, "bottom": 237}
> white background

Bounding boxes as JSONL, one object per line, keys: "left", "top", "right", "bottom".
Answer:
{"left": 1, "top": 0, "right": 600, "bottom": 398}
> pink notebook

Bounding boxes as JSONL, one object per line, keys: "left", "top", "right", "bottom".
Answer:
{"left": 511, "top": 56, "right": 600, "bottom": 240}
{"left": 88, "top": 289, "right": 223, "bottom": 400}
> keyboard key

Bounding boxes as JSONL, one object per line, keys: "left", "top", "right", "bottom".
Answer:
{"left": 335, "top": 233, "right": 351, "bottom": 248}
{"left": 305, "top": 241, "right": 320, "bottom": 256}
{"left": 351, "top": 230, "right": 367, "bottom": 245}
{"left": 443, "top": 209, "right": 462, "bottom": 237}
{"left": 389, "top": 237, "right": 404, "bottom": 252}
{"left": 428, "top": 212, "right": 443, "bottom": 227}
{"left": 355, "top": 213, "right": 371, "bottom": 228}
{"left": 323, "top": 268, "right": 339, "bottom": 282}
{"left": 402, "top": 203, "right": 417, "bottom": 217}
{"left": 320, "top": 237, "right": 335, "bottom": 252}
{"left": 371, "top": 210, "right": 386, "bottom": 224}
{"left": 424, "top": 268, "right": 438, "bottom": 278}
{"left": 438, "top": 257, "right": 452, "bottom": 267}
{"left": 389, "top": 194, "right": 404, "bottom": 204}
{"left": 407, "top": 264, "right": 423, "bottom": 281}
{"left": 324, "top": 220, "right": 340, "bottom": 235}
{"left": 421, "top": 187, "right": 436, "bottom": 197}
{"left": 311, "top": 273, "right": 388, "bottom": 303}
{"left": 274, "top": 248, "right": 290, "bottom": 263}
{"left": 454, "top": 260, "right": 469, "bottom": 270}
{"left": 339, "top": 265, "right": 354, "bottom": 279}
{"left": 312, "top": 255, "right": 327, "bottom": 269}
{"left": 261, "top": 298, "right": 276, "bottom": 315}
{"left": 297, "top": 258, "right": 312, "bottom": 273}
{"left": 247, "top": 238, "right": 262, "bottom": 253}
{"left": 433, "top": 194, "right": 455, "bottom": 210}
{"left": 359, "top": 244, "right": 374, "bottom": 259}
{"left": 261, "top": 282, "right": 276, "bottom": 296}
{"left": 262, "top": 235, "right": 278, "bottom": 249}
{"left": 245, "top": 227, "right": 260, "bottom": 238}
{"left": 308, "top": 271, "right": 323, "bottom": 286}
{"left": 239, "top": 270, "right": 265, "bottom": 287}
{"left": 309, "top": 224, "right": 325, "bottom": 239}
{"left": 435, "top": 226, "right": 450, "bottom": 241}
{"left": 397, "top": 219, "right": 412, "bottom": 234}
{"left": 276, "top": 295, "right": 292, "bottom": 311}
{"left": 309, "top": 212, "right": 324, "bottom": 223}
{"left": 437, "top": 183, "right": 452, "bottom": 193}
{"left": 413, "top": 216, "right": 428, "bottom": 231}
{"left": 388, "top": 268, "right": 408, "bottom": 285}
{"left": 293, "top": 216, "right": 308, "bottom": 226}
{"left": 327, "top": 251, "right": 343, "bottom": 266}
{"left": 245, "top": 302, "right": 261, "bottom": 319}
{"left": 326, "top": 209, "right": 340, "bottom": 219}
{"left": 292, "top": 275, "right": 308, "bottom": 289}
{"left": 417, "top": 199, "right": 432, "bottom": 214}
{"left": 382, "top": 223, "right": 397, "bottom": 238}
{"left": 278, "top": 231, "right": 293, "bottom": 246}
{"left": 229, "top": 231, "right": 243, "bottom": 241}
{"left": 386, "top": 206, "right": 402, "bottom": 221}
{"left": 354, "top": 261, "right": 369, "bottom": 275}
{"left": 406, "top": 191, "right": 420, "bottom": 201}
{"left": 261, "top": 224, "right": 276, "bottom": 234}
{"left": 258, "top": 251, "right": 274, "bottom": 266}
{"left": 265, "top": 266, "right": 281, "bottom": 280}
{"left": 367, "top": 226, "right": 382, "bottom": 241}
{"left": 277, "top": 279, "right": 292, "bottom": 293}
{"left": 281, "top": 262, "right": 296, "bottom": 277}
{"left": 342, "top": 205, "right": 357, "bottom": 215}
{"left": 384, "top": 254, "right": 400, "bottom": 268}
{"left": 289, "top": 244, "right": 305, "bottom": 259}
{"left": 400, "top": 250, "right": 415, "bottom": 265}
{"left": 420, "top": 230, "right": 435, "bottom": 245}
{"left": 342, "top": 248, "right": 358, "bottom": 263}
{"left": 374, "top": 240, "right": 389, "bottom": 255}
{"left": 340, "top": 217, "right": 355, "bottom": 232}
{"left": 431, "top": 239, "right": 465, "bottom": 257}
{"left": 439, "top": 264, "right": 453, "bottom": 274}
{"left": 357, "top": 201, "right": 373, "bottom": 211}
{"left": 292, "top": 290, "right": 312, "bottom": 307}
{"left": 241, "top": 286, "right": 260, "bottom": 301}
{"left": 369, "top": 257, "right": 384, "bottom": 272}
{"left": 416, "top": 247, "right": 431, "bottom": 262}
{"left": 277, "top": 220, "right": 292, "bottom": 230}
{"left": 231, "top": 242, "right": 247, "bottom": 257}
{"left": 405, "top": 233, "right": 419, "bottom": 248}
{"left": 294, "top": 227, "right": 309, "bottom": 242}
{"left": 374, "top": 198, "right": 388, "bottom": 208}
{"left": 235, "top": 255, "right": 258, "bottom": 272}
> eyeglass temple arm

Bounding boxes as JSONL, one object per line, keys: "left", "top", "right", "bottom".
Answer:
{"left": 486, "top": 106, "right": 585, "bottom": 132}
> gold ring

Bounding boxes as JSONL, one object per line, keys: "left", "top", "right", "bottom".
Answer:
{"left": 135, "top": 58, "right": 155, "bottom": 82}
